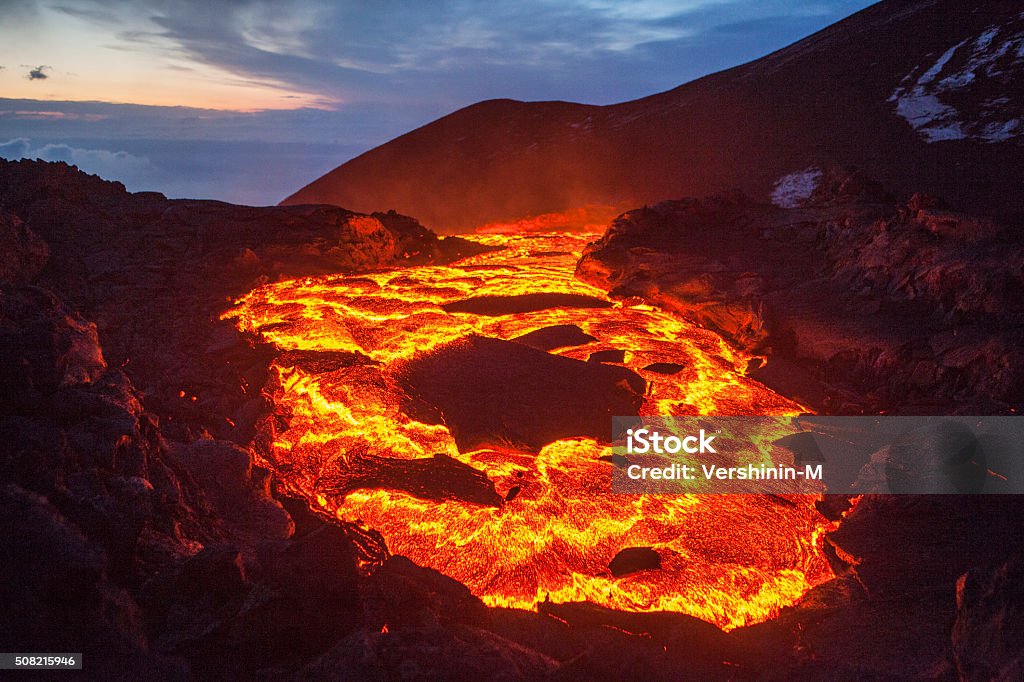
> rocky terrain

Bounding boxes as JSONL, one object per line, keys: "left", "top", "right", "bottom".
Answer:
{"left": 3, "top": 159, "right": 1024, "bottom": 679}
{"left": 284, "top": 0, "right": 1024, "bottom": 232}
{"left": 0, "top": 159, "right": 482, "bottom": 446}
{"left": 576, "top": 168, "right": 1024, "bottom": 415}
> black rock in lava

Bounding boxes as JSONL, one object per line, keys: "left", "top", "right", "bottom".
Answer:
{"left": 609, "top": 547, "right": 662, "bottom": 577}
{"left": 512, "top": 324, "right": 597, "bottom": 351}
{"left": 588, "top": 349, "right": 626, "bottom": 364}
{"left": 397, "top": 335, "right": 645, "bottom": 452}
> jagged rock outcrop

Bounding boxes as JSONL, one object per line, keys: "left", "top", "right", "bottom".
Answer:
{"left": 735, "top": 495, "right": 1024, "bottom": 680}
{"left": 0, "top": 160, "right": 511, "bottom": 679}
{"left": 0, "top": 284, "right": 227, "bottom": 677}
{"left": 0, "top": 159, "right": 484, "bottom": 444}
{"left": 575, "top": 170, "right": 1024, "bottom": 413}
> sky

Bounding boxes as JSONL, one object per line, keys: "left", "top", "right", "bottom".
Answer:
{"left": 0, "top": 0, "right": 875, "bottom": 205}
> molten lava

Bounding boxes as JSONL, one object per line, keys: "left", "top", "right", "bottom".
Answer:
{"left": 226, "top": 233, "right": 834, "bottom": 630}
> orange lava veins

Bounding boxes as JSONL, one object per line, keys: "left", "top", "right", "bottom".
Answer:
{"left": 225, "top": 233, "right": 834, "bottom": 630}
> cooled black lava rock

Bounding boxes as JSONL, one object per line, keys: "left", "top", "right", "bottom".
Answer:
{"left": 953, "top": 551, "right": 1024, "bottom": 681}
{"left": 854, "top": 420, "right": 989, "bottom": 494}
{"left": 609, "top": 547, "right": 661, "bottom": 577}
{"left": 774, "top": 431, "right": 826, "bottom": 462}
{"left": 512, "top": 324, "right": 597, "bottom": 351}
{"left": 398, "top": 335, "right": 644, "bottom": 452}
{"left": 319, "top": 452, "right": 503, "bottom": 508}
{"left": 0, "top": 211, "right": 48, "bottom": 285}
{"left": 577, "top": 183, "right": 1024, "bottom": 414}
{"left": 589, "top": 349, "right": 626, "bottom": 363}
{"left": 642, "top": 362, "right": 686, "bottom": 375}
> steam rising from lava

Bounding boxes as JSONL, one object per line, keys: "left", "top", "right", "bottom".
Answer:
{"left": 225, "top": 233, "right": 833, "bottom": 629}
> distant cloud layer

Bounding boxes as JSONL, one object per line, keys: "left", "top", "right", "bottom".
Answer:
{"left": 0, "top": 128, "right": 365, "bottom": 205}
{"left": 1, "top": 137, "right": 154, "bottom": 180}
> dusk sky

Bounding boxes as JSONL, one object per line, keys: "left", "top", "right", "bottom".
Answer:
{"left": 0, "top": 0, "right": 874, "bottom": 205}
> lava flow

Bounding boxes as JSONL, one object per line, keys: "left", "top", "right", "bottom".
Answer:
{"left": 225, "top": 232, "right": 835, "bottom": 630}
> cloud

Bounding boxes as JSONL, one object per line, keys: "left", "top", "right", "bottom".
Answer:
{"left": 0, "top": 129, "right": 366, "bottom": 205}
{"left": 0, "top": 137, "right": 155, "bottom": 181}
{"left": 0, "top": 138, "right": 31, "bottom": 158}
{"left": 8, "top": 0, "right": 873, "bottom": 108}
{"left": 27, "top": 65, "right": 49, "bottom": 80}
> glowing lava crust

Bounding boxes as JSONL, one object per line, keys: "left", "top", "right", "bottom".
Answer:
{"left": 226, "top": 233, "right": 834, "bottom": 630}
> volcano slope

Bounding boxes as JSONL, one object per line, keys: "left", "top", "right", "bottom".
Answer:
{"left": 284, "top": 0, "right": 1024, "bottom": 231}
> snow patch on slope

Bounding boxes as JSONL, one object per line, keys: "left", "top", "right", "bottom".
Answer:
{"left": 889, "top": 18, "right": 1024, "bottom": 143}
{"left": 771, "top": 167, "right": 822, "bottom": 208}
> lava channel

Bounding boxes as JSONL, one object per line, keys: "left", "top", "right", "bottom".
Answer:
{"left": 225, "top": 232, "right": 835, "bottom": 630}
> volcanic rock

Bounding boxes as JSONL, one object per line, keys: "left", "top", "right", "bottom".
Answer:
{"left": 167, "top": 439, "right": 294, "bottom": 552}
{"left": 177, "top": 544, "right": 248, "bottom": 603}
{"left": 0, "top": 286, "right": 107, "bottom": 413}
{"left": 575, "top": 178, "right": 1024, "bottom": 414}
{"left": 361, "top": 555, "right": 485, "bottom": 629}
{"left": 397, "top": 335, "right": 645, "bottom": 452}
{"left": 773, "top": 431, "right": 825, "bottom": 463}
{"left": 953, "top": 552, "right": 1024, "bottom": 681}
{"left": 0, "top": 211, "right": 48, "bottom": 284}
{"left": 318, "top": 452, "right": 504, "bottom": 508}
{"left": 0, "top": 484, "right": 187, "bottom": 680}
{"left": 511, "top": 323, "right": 597, "bottom": 350}
{"left": 853, "top": 421, "right": 988, "bottom": 494}
{"left": 0, "top": 160, "right": 514, "bottom": 678}
{"left": 0, "top": 159, "right": 480, "bottom": 443}
{"left": 736, "top": 495, "right": 1024, "bottom": 679}
{"left": 276, "top": 349, "right": 379, "bottom": 373}
{"left": 641, "top": 362, "right": 685, "bottom": 375}
{"left": 538, "top": 601, "right": 735, "bottom": 667}
{"left": 608, "top": 547, "right": 661, "bottom": 577}
{"left": 588, "top": 349, "right": 626, "bottom": 364}
{"left": 300, "top": 625, "right": 559, "bottom": 681}
{"left": 153, "top": 525, "right": 363, "bottom": 673}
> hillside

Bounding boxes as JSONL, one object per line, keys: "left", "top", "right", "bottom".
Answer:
{"left": 284, "top": 0, "right": 1024, "bottom": 231}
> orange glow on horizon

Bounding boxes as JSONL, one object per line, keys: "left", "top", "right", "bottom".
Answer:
{"left": 0, "top": 5, "right": 335, "bottom": 112}
{"left": 0, "top": 72, "right": 334, "bottom": 113}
